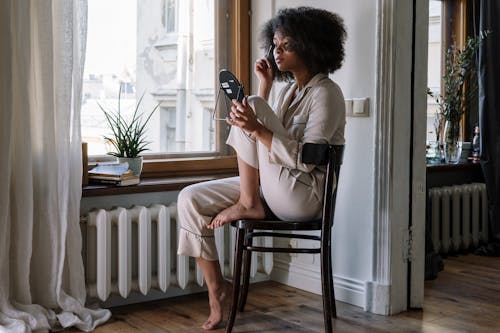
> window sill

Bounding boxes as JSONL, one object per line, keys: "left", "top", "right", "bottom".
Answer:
{"left": 82, "top": 172, "right": 238, "bottom": 197}
{"left": 426, "top": 161, "right": 481, "bottom": 172}
{"left": 83, "top": 153, "right": 238, "bottom": 197}
{"left": 140, "top": 155, "right": 237, "bottom": 178}
{"left": 426, "top": 161, "right": 483, "bottom": 189}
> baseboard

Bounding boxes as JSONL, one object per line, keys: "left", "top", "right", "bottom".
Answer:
{"left": 271, "top": 258, "right": 366, "bottom": 308}
{"left": 365, "top": 281, "right": 391, "bottom": 314}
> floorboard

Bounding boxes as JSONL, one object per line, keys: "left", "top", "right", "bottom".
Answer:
{"left": 65, "top": 254, "right": 500, "bottom": 332}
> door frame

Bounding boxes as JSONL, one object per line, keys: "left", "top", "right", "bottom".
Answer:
{"left": 410, "top": 0, "right": 429, "bottom": 309}
{"left": 367, "top": 0, "right": 428, "bottom": 315}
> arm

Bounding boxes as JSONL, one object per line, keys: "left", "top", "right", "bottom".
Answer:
{"left": 252, "top": 124, "right": 273, "bottom": 151}
{"left": 254, "top": 57, "right": 273, "bottom": 101}
{"left": 226, "top": 97, "right": 273, "bottom": 151}
{"left": 268, "top": 84, "right": 346, "bottom": 172}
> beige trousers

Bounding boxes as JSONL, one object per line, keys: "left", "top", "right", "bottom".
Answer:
{"left": 177, "top": 96, "right": 323, "bottom": 260}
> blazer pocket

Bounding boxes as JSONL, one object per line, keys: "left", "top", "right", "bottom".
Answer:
{"left": 290, "top": 115, "right": 308, "bottom": 138}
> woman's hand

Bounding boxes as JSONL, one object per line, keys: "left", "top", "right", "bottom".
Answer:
{"left": 226, "top": 97, "right": 262, "bottom": 134}
{"left": 254, "top": 56, "right": 273, "bottom": 100}
{"left": 227, "top": 97, "right": 273, "bottom": 151}
{"left": 254, "top": 57, "right": 273, "bottom": 85}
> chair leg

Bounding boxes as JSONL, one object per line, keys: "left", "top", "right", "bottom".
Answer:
{"left": 321, "top": 241, "right": 333, "bottom": 333}
{"left": 226, "top": 228, "right": 245, "bottom": 333}
{"left": 238, "top": 229, "right": 252, "bottom": 312}
{"left": 328, "top": 243, "right": 337, "bottom": 319}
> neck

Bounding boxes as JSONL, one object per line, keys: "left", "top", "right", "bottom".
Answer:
{"left": 292, "top": 70, "right": 315, "bottom": 89}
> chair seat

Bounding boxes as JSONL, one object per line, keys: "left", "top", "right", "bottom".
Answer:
{"left": 231, "top": 219, "right": 322, "bottom": 230}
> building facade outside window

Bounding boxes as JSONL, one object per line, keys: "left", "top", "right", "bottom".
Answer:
{"left": 82, "top": 0, "right": 224, "bottom": 157}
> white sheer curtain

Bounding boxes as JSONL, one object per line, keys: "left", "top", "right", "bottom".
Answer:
{"left": 0, "top": 1, "right": 110, "bottom": 332}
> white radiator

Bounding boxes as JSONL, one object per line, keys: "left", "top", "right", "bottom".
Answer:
{"left": 82, "top": 203, "right": 273, "bottom": 301}
{"left": 428, "top": 183, "right": 488, "bottom": 254}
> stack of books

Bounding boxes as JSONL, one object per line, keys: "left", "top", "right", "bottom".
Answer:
{"left": 88, "top": 162, "right": 140, "bottom": 186}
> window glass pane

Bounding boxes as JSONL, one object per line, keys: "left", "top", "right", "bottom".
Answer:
{"left": 427, "top": 0, "right": 442, "bottom": 143}
{"left": 165, "top": 0, "right": 176, "bottom": 33}
{"left": 82, "top": 0, "right": 217, "bottom": 156}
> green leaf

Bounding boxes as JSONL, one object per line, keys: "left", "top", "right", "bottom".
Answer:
{"left": 428, "top": 31, "right": 491, "bottom": 126}
{"left": 98, "top": 83, "right": 158, "bottom": 158}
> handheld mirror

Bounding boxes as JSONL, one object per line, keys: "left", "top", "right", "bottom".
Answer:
{"left": 219, "top": 69, "right": 244, "bottom": 103}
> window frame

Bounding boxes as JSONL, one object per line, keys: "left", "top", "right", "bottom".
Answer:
{"left": 86, "top": 0, "right": 249, "bottom": 178}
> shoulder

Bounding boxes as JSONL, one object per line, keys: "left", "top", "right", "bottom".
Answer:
{"left": 307, "top": 76, "right": 346, "bottom": 122}
{"left": 308, "top": 76, "right": 345, "bottom": 106}
{"left": 311, "top": 76, "right": 343, "bottom": 98}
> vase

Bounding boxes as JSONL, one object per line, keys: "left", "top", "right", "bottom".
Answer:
{"left": 118, "top": 156, "right": 143, "bottom": 176}
{"left": 444, "top": 141, "right": 463, "bottom": 164}
{"left": 443, "top": 120, "right": 462, "bottom": 164}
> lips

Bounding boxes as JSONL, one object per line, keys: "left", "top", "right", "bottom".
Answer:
{"left": 275, "top": 57, "right": 283, "bottom": 64}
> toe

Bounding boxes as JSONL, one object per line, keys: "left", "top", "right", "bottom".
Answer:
{"left": 202, "top": 319, "right": 216, "bottom": 330}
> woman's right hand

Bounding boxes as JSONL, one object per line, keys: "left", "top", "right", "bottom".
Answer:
{"left": 254, "top": 57, "right": 273, "bottom": 84}
{"left": 254, "top": 57, "right": 273, "bottom": 99}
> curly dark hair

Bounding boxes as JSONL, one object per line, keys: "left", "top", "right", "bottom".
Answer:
{"left": 260, "top": 7, "right": 347, "bottom": 82}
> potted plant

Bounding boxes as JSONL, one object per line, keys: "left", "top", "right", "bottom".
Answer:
{"left": 428, "top": 30, "right": 490, "bottom": 163}
{"left": 98, "top": 84, "right": 159, "bottom": 176}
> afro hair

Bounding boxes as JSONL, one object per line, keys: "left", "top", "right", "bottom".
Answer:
{"left": 260, "top": 7, "right": 347, "bottom": 82}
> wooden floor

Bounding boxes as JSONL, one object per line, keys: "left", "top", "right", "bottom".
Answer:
{"left": 70, "top": 255, "right": 500, "bottom": 332}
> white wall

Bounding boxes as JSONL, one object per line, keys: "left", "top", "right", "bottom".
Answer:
{"left": 250, "top": 0, "right": 377, "bottom": 308}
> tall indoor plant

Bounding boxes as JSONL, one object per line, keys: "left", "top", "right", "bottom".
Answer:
{"left": 428, "top": 31, "right": 490, "bottom": 163}
{"left": 98, "top": 84, "right": 159, "bottom": 175}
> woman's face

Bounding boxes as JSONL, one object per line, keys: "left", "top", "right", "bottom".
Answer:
{"left": 272, "top": 32, "right": 305, "bottom": 74}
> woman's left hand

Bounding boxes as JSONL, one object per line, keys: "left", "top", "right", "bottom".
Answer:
{"left": 226, "top": 97, "right": 262, "bottom": 134}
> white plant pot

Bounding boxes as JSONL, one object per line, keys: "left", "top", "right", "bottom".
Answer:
{"left": 118, "top": 156, "right": 143, "bottom": 176}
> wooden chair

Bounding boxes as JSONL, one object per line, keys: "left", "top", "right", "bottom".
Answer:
{"left": 226, "top": 143, "right": 345, "bottom": 333}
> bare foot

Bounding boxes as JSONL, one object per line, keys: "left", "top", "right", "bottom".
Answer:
{"left": 208, "top": 201, "right": 265, "bottom": 229}
{"left": 202, "top": 281, "right": 232, "bottom": 330}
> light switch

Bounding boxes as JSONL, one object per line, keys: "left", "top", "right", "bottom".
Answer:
{"left": 345, "top": 99, "right": 353, "bottom": 116}
{"left": 350, "top": 97, "right": 369, "bottom": 117}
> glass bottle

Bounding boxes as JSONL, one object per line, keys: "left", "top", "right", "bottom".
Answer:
{"left": 472, "top": 126, "right": 480, "bottom": 159}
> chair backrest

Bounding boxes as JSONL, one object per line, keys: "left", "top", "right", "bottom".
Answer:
{"left": 328, "top": 145, "right": 344, "bottom": 228}
{"left": 302, "top": 143, "right": 344, "bottom": 172}
{"left": 302, "top": 143, "right": 345, "bottom": 229}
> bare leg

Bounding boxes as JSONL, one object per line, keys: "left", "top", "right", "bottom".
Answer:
{"left": 197, "top": 258, "right": 232, "bottom": 330}
{"left": 208, "top": 157, "right": 265, "bottom": 229}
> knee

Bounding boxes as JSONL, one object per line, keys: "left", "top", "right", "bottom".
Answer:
{"left": 177, "top": 185, "right": 199, "bottom": 217}
{"left": 247, "top": 95, "right": 264, "bottom": 112}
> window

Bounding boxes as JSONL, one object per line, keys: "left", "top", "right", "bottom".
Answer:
{"left": 81, "top": 0, "right": 246, "bottom": 170}
{"left": 427, "top": 1, "right": 442, "bottom": 143}
{"left": 164, "top": 0, "right": 177, "bottom": 33}
{"left": 426, "top": 0, "right": 479, "bottom": 144}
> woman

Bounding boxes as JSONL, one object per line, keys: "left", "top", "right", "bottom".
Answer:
{"left": 177, "top": 7, "right": 347, "bottom": 330}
